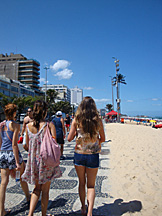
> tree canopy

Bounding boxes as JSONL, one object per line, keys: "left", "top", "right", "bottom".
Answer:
{"left": 0, "top": 92, "right": 72, "bottom": 121}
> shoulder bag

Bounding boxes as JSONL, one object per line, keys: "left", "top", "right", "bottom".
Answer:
{"left": 40, "top": 123, "right": 61, "bottom": 167}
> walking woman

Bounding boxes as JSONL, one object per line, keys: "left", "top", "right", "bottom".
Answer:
{"left": 21, "top": 100, "right": 62, "bottom": 216}
{"left": 0, "top": 103, "right": 30, "bottom": 216}
{"left": 68, "top": 96, "right": 105, "bottom": 216}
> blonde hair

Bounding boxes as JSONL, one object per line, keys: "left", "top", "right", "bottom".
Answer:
{"left": 75, "top": 96, "right": 100, "bottom": 139}
{"left": 4, "top": 104, "right": 17, "bottom": 119}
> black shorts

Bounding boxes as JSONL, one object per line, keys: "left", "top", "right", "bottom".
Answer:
{"left": 57, "top": 137, "right": 64, "bottom": 145}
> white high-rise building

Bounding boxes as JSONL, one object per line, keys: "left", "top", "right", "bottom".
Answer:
{"left": 71, "top": 86, "right": 83, "bottom": 105}
{"left": 41, "top": 84, "right": 71, "bottom": 103}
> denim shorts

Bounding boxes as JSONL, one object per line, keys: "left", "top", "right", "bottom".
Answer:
{"left": 74, "top": 152, "right": 99, "bottom": 168}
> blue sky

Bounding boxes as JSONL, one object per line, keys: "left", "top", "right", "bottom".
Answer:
{"left": 0, "top": 0, "right": 162, "bottom": 117}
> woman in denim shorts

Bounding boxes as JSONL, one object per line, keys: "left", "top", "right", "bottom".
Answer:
{"left": 68, "top": 97, "right": 105, "bottom": 216}
{"left": 0, "top": 104, "right": 30, "bottom": 215}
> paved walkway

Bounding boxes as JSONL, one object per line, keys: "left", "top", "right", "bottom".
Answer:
{"left": 2, "top": 124, "right": 112, "bottom": 215}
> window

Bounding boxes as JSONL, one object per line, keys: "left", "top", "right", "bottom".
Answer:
{"left": 11, "top": 86, "right": 18, "bottom": 92}
{"left": 1, "top": 83, "right": 9, "bottom": 89}
{"left": 10, "top": 93, "right": 18, "bottom": 97}
{"left": 3, "top": 90, "right": 10, "bottom": 96}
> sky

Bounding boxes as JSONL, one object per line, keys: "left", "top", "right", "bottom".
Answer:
{"left": 0, "top": 0, "right": 162, "bottom": 117}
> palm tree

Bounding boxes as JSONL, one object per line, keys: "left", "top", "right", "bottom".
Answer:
{"left": 52, "top": 101, "right": 71, "bottom": 114}
{"left": 46, "top": 89, "right": 58, "bottom": 118}
{"left": 0, "top": 93, "right": 11, "bottom": 109}
{"left": 106, "top": 104, "right": 113, "bottom": 112}
{"left": 47, "top": 89, "right": 58, "bottom": 104}
{"left": 112, "top": 73, "right": 126, "bottom": 119}
{"left": 0, "top": 93, "right": 11, "bottom": 121}
{"left": 12, "top": 96, "right": 27, "bottom": 121}
{"left": 112, "top": 73, "right": 127, "bottom": 97}
{"left": 113, "top": 73, "right": 126, "bottom": 85}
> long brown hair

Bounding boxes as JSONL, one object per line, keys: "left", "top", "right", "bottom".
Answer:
{"left": 75, "top": 96, "right": 100, "bottom": 139}
{"left": 33, "top": 100, "right": 47, "bottom": 129}
{"left": 4, "top": 103, "right": 17, "bottom": 119}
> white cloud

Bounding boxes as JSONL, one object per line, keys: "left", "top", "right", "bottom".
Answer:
{"left": 94, "top": 98, "right": 111, "bottom": 103}
{"left": 152, "top": 98, "right": 158, "bottom": 101}
{"left": 84, "top": 87, "right": 94, "bottom": 90}
{"left": 54, "top": 68, "right": 73, "bottom": 80}
{"left": 152, "top": 104, "right": 162, "bottom": 106}
{"left": 44, "top": 62, "right": 48, "bottom": 66}
{"left": 50, "top": 60, "right": 70, "bottom": 71}
{"left": 40, "top": 78, "right": 49, "bottom": 84}
{"left": 127, "top": 100, "right": 133, "bottom": 102}
{"left": 40, "top": 78, "right": 45, "bottom": 83}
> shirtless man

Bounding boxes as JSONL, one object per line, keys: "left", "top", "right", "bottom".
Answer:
{"left": 64, "top": 114, "right": 71, "bottom": 133}
{"left": 20, "top": 108, "right": 33, "bottom": 151}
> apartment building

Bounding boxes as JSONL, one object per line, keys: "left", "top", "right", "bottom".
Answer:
{"left": 0, "top": 75, "right": 35, "bottom": 98}
{"left": 0, "top": 53, "right": 40, "bottom": 94}
{"left": 41, "top": 84, "right": 71, "bottom": 103}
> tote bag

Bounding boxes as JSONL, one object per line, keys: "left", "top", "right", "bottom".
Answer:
{"left": 40, "top": 123, "right": 61, "bottom": 167}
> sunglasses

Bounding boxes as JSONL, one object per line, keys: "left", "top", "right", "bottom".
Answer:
{"left": 28, "top": 110, "right": 32, "bottom": 113}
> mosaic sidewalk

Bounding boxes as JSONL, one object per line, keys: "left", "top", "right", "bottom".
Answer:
{"left": 2, "top": 125, "right": 112, "bottom": 215}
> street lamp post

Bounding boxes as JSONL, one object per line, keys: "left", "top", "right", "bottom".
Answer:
{"left": 44, "top": 66, "right": 49, "bottom": 102}
{"left": 112, "top": 57, "right": 120, "bottom": 122}
{"left": 109, "top": 76, "right": 114, "bottom": 110}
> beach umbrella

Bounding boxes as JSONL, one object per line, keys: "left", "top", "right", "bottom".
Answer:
{"left": 150, "top": 120, "right": 156, "bottom": 123}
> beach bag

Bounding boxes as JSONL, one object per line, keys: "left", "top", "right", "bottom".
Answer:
{"left": 40, "top": 123, "right": 61, "bottom": 167}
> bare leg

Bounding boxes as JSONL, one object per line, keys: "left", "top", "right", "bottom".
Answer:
{"left": 0, "top": 169, "right": 10, "bottom": 216}
{"left": 28, "top": 181, "right": 41, "bottom": 216}
{"left": 20, "top": 162, "right": 30, "bottom": 202}
{"left": 60, "top": 144, "right": 64, "bottom": 156}
{"left": 75, "top": 165, "right": 86, "bottom": 214}
{"left": 41, "top": 181, "right": 51, "bottom": 216}
{"left": 86, "top": 167, "right": 98, "bottom": 216}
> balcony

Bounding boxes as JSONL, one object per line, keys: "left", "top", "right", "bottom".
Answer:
{"left": 18, "top": 69, "right": 40, "bottom": 75}
{"left": 19, "top": 64, "right": 40, "bottom": 71}
{"left": 19, "top": 73, "right": 40, "bottom": 79}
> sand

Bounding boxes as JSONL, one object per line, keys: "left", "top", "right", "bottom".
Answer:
{"left": 104, "top": 123, "right": 162, "bottom": 216}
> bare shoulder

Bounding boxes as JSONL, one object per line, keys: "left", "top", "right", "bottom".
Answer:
{"left": 24, "top": 116, "right": 30, "bottom": 123}
{"left": 49, "top": 121, "right": 54, "bottom": 128}
{"left": 71, "top": 118, "right": 77, "bottom": 127}
{"left": 12, "top": 121, "right": 20, "bottom": 131}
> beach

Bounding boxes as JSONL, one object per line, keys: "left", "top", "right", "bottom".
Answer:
{"left": 105, "top": 123, "right": 162, "bottom": 216}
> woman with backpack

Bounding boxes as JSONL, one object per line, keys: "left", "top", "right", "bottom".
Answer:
{"left": 21, "top": 100, "right": 62, "bottom": 216}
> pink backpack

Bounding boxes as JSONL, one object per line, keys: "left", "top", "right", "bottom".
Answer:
{"left": 40, "top": 123, "right": 61, "bottom": 167}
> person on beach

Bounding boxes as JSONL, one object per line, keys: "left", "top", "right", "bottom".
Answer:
{"left": 18, "top": 108, "right": 33, "bottom": 151}
{"left": 0, "top": 103, "right": 30, "bottom": 216}
{"left": 52, "top": 111, "right": 66, "bottom": 160}
{"left": 68, "top": 96, "right": 105, "bottom": 216}
{"left": 64, "top": 113, "right": 71, "bottom": 133}
{"left": 21, "top": 100, "right": 62, "bottom": 216}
